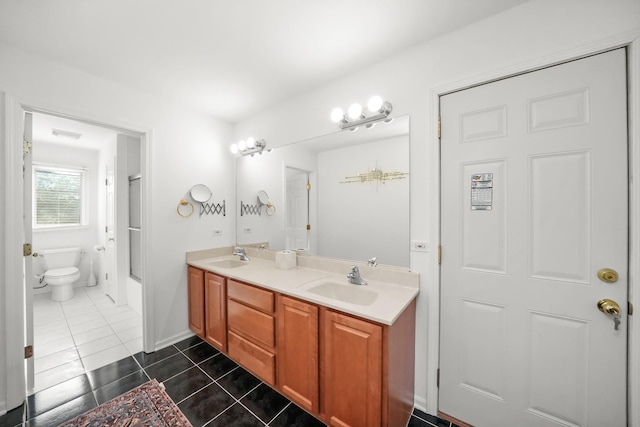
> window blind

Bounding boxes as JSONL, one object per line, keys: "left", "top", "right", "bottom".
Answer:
{"left": 33, "top": 164, "right": 88, "bottom": 228}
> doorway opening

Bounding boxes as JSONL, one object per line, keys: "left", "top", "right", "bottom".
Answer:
{"left": 25, "top": 110, "right": 145, "bottom": 394}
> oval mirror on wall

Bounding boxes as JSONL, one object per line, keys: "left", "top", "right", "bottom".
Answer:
{"left": 190, "top": 184, "right": 212, "bottom": 203}
{"left": 257, "top": 190, "right": 269, "bottom": 205}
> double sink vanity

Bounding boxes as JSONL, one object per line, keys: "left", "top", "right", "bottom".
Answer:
{"left": 186, "top": 246, "right": 419, "bottom": 427}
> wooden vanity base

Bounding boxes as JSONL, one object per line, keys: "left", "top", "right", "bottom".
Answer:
{"left": 187, "top": 266, "right": 416, "bottom": 427}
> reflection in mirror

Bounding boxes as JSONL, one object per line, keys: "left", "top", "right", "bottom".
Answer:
{"left": 190, "top": 184, "right": 212, "bottom": 203}
{"left": 257, "top": 190, "right": 269, "bottom": 205}
{"left": 236, "top": 115, "right": 410, "bottom": 267}
{"left": 257, "top": 190, "right": 276, "bottom": 216}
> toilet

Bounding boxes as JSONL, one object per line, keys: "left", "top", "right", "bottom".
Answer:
{"left": 39, "top": 247, "right": 82, "bottom": 301}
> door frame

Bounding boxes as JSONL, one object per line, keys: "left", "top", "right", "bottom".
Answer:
{"left": 2, "top": 96, "right": 155, "bottom": 408}
{"left": 428, "top": 34, "right": 640, "bottom": 422}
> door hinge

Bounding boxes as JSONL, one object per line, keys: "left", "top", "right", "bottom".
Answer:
{"left": 437, "top": 368, "right": 440, "bottom": 387}
{"left": 438, "top": 245, "right": 442, "bottom": 265}
{"left": 25, "top": 345, "right": 33, "bottom": 359}
{"left": 307, "top": 224, "right": 311, "bottom": 230}
{"left": 105, "top": 273, "right": 109, "bottom": 280}
{"left": 437, "top": 116, "right": 441, "bottom": 139}
{"left": 629, "top": 301, "right": 634, "bottom": 315}
{"left": 23, "top": 243, "right": 32, "bottom": 257}
{"left": 23, "top": 140, "right": 32, "bottom": 154}
{"left": 306, "top": 183, "right": 311, "bottom": 191}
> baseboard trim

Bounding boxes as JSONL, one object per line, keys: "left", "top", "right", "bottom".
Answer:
{"left": 154, "top": 330, "right": 196, "bottom": 352}
{"left": 413, "top": 394, "right": 427, "bottom": 413}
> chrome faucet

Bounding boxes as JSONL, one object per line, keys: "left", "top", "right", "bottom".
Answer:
{"left": 233, "top": 247, "right": 250, "bottom": 261}
{"left": 347, "top": 265, "right": 367, "bottom": 286}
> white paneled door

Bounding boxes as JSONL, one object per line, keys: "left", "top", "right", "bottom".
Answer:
{"left": 285, "top": 166, "right": 310, "bottom": 251}
{"left": 439, "top": 49, "right": 628, "bottom": 427}
{"left": 105, "top": 164, "right": 116, "bottom": 300}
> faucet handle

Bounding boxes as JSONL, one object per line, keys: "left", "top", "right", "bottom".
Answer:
{"left": 350, "top": 265, "right": 359, "bottom": 273}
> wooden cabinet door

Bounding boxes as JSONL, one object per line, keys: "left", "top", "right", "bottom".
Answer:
{"left": 187, "top": 266, "right": 205, "bottom": 338}
{"left": 277, "top": 295, "right": 319, "bottom": 414}
{"left": 205, "top": 271, "right": 227, "bottom": 352}
{"left": 322, "top": 309, "right": 382, "bottom": 427}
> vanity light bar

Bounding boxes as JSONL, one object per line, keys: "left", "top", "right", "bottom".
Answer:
{"left": 230, "top": 138, "right": 268, "bottom": 156}
{"left": 331, "top": 96, "right": 393, "bottom": 131}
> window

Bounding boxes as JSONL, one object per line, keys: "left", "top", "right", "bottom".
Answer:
{"left": 33, "top": 164, "right": 88, "bottom": 229}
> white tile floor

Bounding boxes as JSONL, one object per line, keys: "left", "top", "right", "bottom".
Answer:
{"left": 32, "top": 286, "right": 143, "bottom": 393}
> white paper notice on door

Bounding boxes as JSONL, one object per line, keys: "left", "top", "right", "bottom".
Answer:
{"left": 471, "top": 173, "right": 493, "bottom": 211}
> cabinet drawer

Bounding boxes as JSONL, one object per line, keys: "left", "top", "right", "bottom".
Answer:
{"left": 227, "top": 299, "right": 275, "bottom": 348}
{"left": 228, "top": 331, "right": 275, "bottom": 385}
{"left": 228, "top": 280, "right": 274, "bottom": 313}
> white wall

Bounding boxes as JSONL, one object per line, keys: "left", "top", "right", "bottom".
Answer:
{"left": 234, "top": 0, "right": 640, "bottom": 412}
{"left": 31, "top": 142, "right": 100, "bottom": 292}
{"left": 0, "top": 42, "right": 235, "bottom": 411}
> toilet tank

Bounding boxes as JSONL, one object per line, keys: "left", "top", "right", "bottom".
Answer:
{"left": 39, "top": 247, "right": 82, "bottom": 270}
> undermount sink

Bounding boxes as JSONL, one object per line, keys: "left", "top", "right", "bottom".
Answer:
{"left": 208, "top": 259, "right": 248, "bottom": 269}
{"left": 305, "top": 282, "right": 377, "bottom": 306}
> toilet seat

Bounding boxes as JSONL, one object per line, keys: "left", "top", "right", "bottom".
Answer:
{"left": 45, "top": 267, "right": 80, "bottom": 288}
{"left": 45, "top": 266, "right": 80, "bottom": 279}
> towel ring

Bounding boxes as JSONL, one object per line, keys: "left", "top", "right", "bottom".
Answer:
{"left": 177, "top": 199, "right": 194, "bottom": 217}
{"left": 265, "top": 202, "right": 276, "bottom": 216}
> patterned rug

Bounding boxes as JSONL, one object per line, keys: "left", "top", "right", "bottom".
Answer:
{"left": 59, "top": 379, "right": 192, "bottom": 427}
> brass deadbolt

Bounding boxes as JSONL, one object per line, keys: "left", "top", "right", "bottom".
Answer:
{"left": 597, "top": 268, "right": 618, "bottom": 283}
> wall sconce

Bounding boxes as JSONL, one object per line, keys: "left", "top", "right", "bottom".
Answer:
{"left": 230, "top": 137, "right": 269, "bottom": 156}
{"left": 331, "top": 96, "right": 393, "bottom": 131}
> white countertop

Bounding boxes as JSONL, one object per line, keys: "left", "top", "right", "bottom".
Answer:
{"left": 186, "top": 249, "right": 419, "bottom": 325}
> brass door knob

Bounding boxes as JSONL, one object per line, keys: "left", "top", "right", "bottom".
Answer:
{"left": 597, "top": 268, "right": 618, "bottom": 283}
{"left": 597, "top": 299, "right": 621, "bottom": 316}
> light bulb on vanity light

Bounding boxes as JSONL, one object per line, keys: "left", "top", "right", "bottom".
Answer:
{"left": 367, "top": 95, "right": 383, "bottom": 113}
{"left": 331, "top": 107, "right": 345, "bottom": 123}
{"left": 246, "top": 137, "right": 256, "bottom": 149}
{"left": 348, "top": 103, "right": 363, "bottom": 120}
{"left": 230, "top": 144, "right": 239, "bottom": 154}
{"left": 238, "top": 140, "right": 247, "bottom": 151}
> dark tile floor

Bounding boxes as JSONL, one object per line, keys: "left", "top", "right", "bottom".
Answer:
{"left": 0, "top": 336, "right": 459, "bottom": 427}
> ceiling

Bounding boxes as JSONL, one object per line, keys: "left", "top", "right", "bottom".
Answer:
{"left": 0, "top": 0, "right": 527, "bottom": 124}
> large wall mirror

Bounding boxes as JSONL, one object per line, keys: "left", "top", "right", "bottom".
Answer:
{"left": 236, "top": 115, "right": 410, "bottom": 267}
